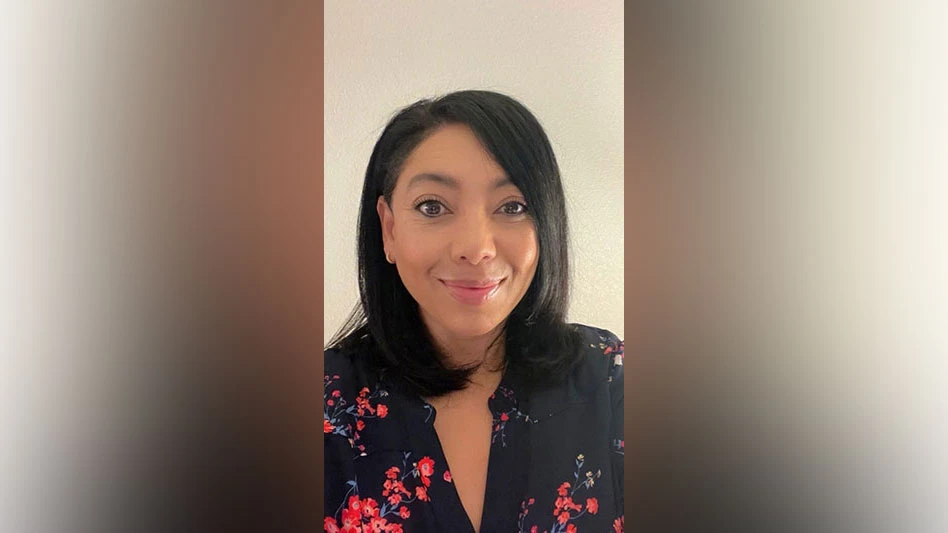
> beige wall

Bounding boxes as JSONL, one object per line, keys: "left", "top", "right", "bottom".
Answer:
{"left": 324, "top": 1, "right": 624, "bottom": 342}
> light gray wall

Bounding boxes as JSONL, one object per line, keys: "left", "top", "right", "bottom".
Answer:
{"left": 325, "top": 1, "right": 624, "bottom": 341}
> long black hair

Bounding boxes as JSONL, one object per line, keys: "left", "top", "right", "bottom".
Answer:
{"left": 327, "top": 90, "right": 581, "bottom": 397}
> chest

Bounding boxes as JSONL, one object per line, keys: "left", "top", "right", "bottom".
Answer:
{"left": 328, "top": 390, "right": 619, "bottom": 533}
{"left": 431, "top": 403, "right": 493, "bottom": 531}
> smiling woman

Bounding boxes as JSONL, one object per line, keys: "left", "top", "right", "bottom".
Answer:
{"left": 324, "top": 91, "right": 624, "bottom": 533}
{"left": 377, "top": 124, "right": 540, "bottom": 345}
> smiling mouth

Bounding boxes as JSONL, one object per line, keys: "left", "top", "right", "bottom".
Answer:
{"left": 439, "top": 278, "right": 505, "bottom": 305}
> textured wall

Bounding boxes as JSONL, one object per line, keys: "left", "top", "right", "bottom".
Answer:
{"left": 324, "top": 1, "right": 624, "bottom": 341}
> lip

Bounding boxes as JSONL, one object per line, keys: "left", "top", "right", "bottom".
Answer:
{"left": 440, "top": 278, "right": 504, "bottom": 305}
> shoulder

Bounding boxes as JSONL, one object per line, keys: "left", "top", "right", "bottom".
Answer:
{"left": 324, "top": 345, "right": 356, "bottom": 383}
{"left": 570, "top": 324, "right": 624, "bottom": 366}
{"left": 324, "top": 345, "right": 357, "bottom": 389}
{"left": 566, "top": 323, "right": 625, "bottom": 394}
{"left": 323, "top": 340, "right": 394, "bottom": 449}
{"left": 571, "top": 323, "right": 623, "bottom": 351}
{"left": 324, "top": 330, "right": 382, "bottom": 379}
{"left": 324, "top": 339, "right": 381, "bottom": 399}
{"left": 323, "top": 339, "right": 381, "bottom": 423}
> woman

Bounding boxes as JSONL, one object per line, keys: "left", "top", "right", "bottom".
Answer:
{"left": 324, "top": 90, "right": 624, "bottom": 533}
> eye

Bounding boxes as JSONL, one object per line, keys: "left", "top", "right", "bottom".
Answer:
{"left": 415, "top": 199, "right": 448, "bottom": 217}
{"left": 498, "top": 201, "right": 528, "bottom": 216}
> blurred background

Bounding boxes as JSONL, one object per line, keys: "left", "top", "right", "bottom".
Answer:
{"left": 2, "top": 1, "right": 946, "bottom": 532}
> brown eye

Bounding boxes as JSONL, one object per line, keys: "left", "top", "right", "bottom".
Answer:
{"left": 499, "top": 201, "right": 528, "bottom": 216}
{"left": 416, "top": 200, "right": 447, "bottom": 217}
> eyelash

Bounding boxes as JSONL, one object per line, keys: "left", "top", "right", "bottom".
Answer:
{"left": 412, "top": 198, "right": 529, "bottom": 218}
{"left": 498, "top": 200, "right": 528, "bottom": 216}
{"left": 413, "top": 198, "right": 450, "bottom": 217}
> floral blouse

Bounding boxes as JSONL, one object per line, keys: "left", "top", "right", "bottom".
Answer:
{"left": 324, "top": 324, "right": 624, "bottom": 533}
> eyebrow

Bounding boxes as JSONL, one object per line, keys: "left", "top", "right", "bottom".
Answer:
{"left": 405, "top": 173, "right": 513, "bottom": 191}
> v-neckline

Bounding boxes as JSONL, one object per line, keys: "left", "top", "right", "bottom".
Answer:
{"left": 408, "top": 371, "right": 520, "bottom": 533}
{"left": 424, "top": 380, "right": 512, "bottom": 532}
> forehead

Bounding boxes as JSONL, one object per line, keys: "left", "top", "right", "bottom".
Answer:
{"left": 396, "top": 124, "right": 507, "bottom": 189}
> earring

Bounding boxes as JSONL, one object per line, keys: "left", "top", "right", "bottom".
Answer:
{"left": 386, "top": 252, "right": 394, "bottom": 264}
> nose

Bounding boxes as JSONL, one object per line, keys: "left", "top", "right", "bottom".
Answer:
{"left": 450, "top": 212, "right": 496, "bottom": 265}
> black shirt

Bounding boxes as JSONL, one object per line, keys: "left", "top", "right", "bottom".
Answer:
{"left": 324, "top": 324, "right": 624, "bottom": 533}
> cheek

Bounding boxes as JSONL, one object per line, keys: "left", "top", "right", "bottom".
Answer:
{"left": 393, "top": 225, "right": 441, "bottom": 274}
{"left": 501, "top": 226, "right": 540, "bottom": 273}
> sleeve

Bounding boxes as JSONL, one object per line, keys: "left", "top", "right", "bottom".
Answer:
{"left": 607, "top": 335, "right": 625, "bottom": 531}
{"left": 323, "top": 349, "right": 358, "bottom": 530}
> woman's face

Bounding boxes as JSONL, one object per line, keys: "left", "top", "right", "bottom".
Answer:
{"left": 377, "top": 124, "right": 539, "bottom": 343}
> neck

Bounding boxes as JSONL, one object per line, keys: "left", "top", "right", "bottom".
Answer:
{"left": 424, "top": 320, "right": 506, "bottom": 392}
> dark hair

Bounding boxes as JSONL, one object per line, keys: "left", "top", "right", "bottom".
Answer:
{"left": 327, "top": 90, "right": 581, "bottom": 397}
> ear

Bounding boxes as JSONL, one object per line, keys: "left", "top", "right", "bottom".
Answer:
{"left": 377, "top": 195, "right": 395, "bottom": 259}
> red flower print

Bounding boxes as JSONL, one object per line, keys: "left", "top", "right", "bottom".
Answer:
{"left": 415, "top": 485, "right": 428, "bottom": 501}
{"left": 393, "top": 481, "right": 408, "bottom": 496}
{"left": 417, "top": 456, "right": 435, "bottom": 477}
{"left": 340, "top": 507, "right": 361, "bottom": 530}
{"left": 555, "top": 495, "right": 580, "bottom": 513}
{"left": 442, "top": 470, "right": 452, "bottom": 483}
{"left": 613, "top": 515, "right": 624, "bottom": 532}
{"left": 530, "top": 527, "right": 538, "bottom": 533}
{"left": 524, "top": 456, "right": 605, "bottom": 533}
{"left": 501, "top": 412, "right": 509, "bottom": 421}
{"left": 330, "top": 453, "right": 443, "bottom": 533}
{"left": 362, "top": 497, "right": 379, "bottom": 517}
{"left": 368, "top": 516, "right": 389, "bottom": 532}
{"left": 586, "top": 497, "right": 599, "bottom": 514}
{"left": 324, "top": 378, "right": 391, "bottom": 443}
{"left": 557, "top": 482, "right": 571, "bottom": 497}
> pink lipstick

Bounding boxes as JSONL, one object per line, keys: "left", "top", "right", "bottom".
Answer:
{"left": 440, "top": 278, "right": 503, "bottom": 305}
